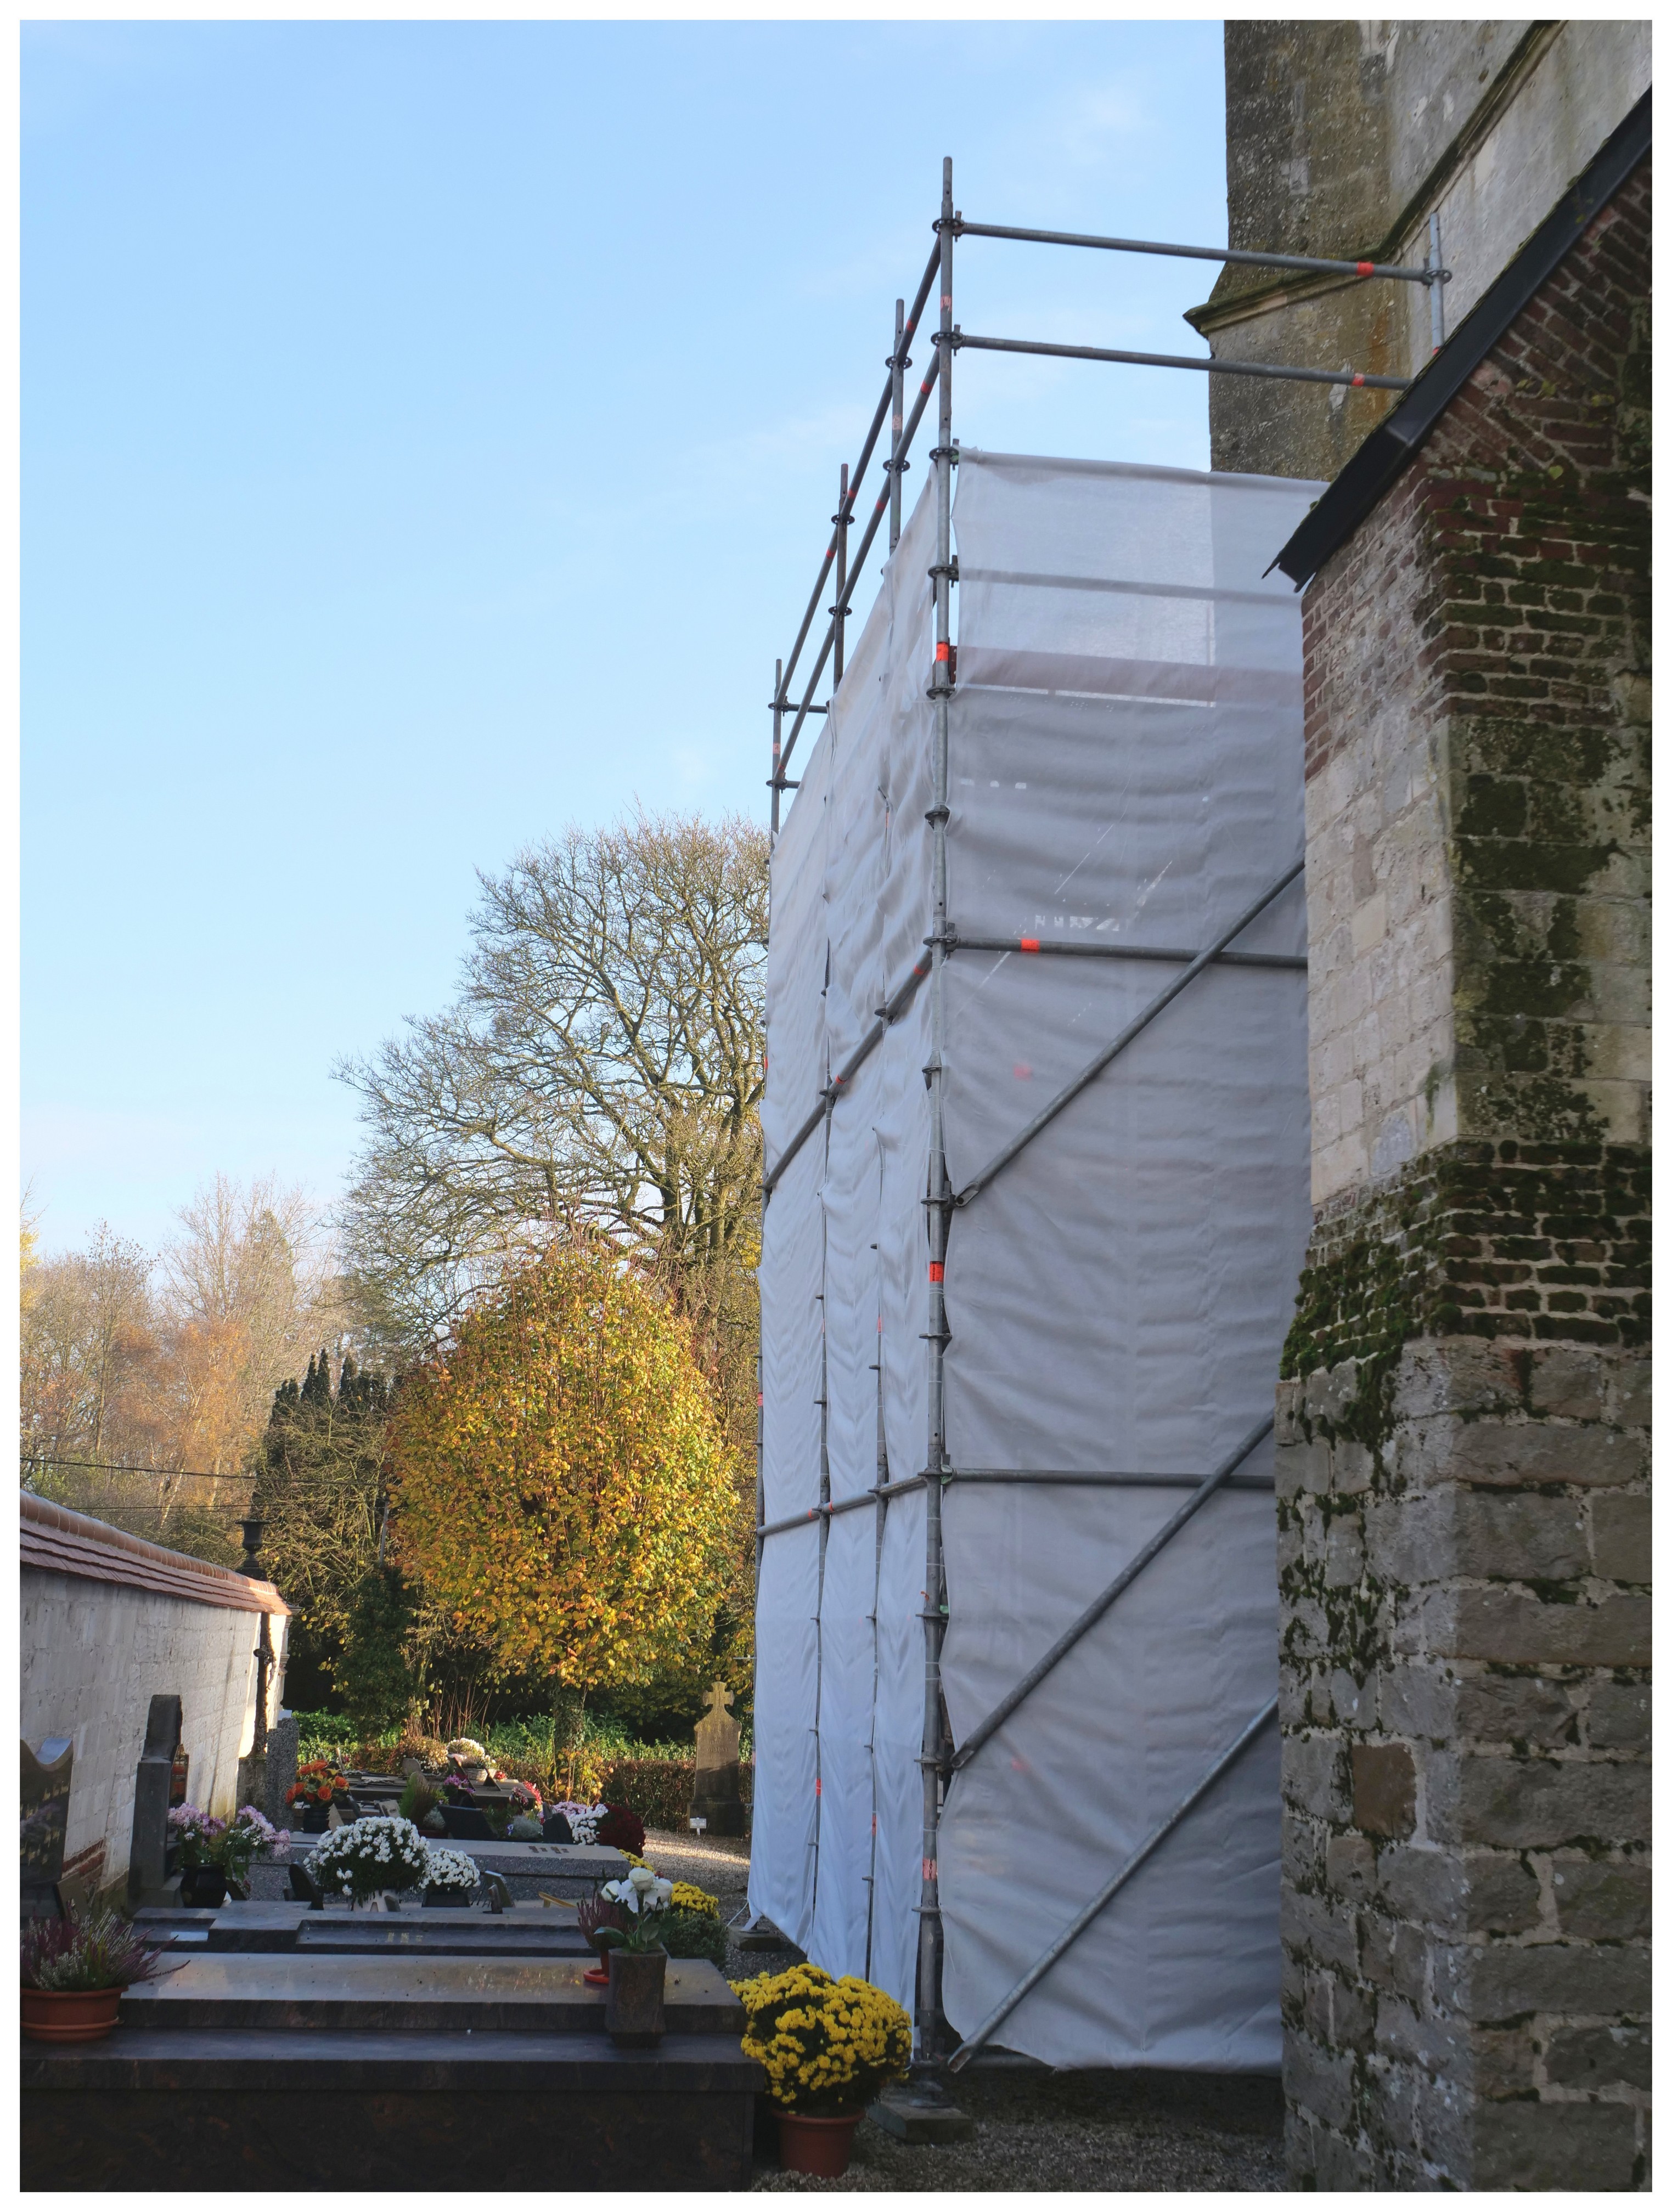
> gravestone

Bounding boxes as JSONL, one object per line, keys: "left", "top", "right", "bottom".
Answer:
{"left": 689, "top": 1681, "right": 745, "bottom": 1838}
{"left": 22, "top": 1736, "right": 74, "bottom": 1918}
{"left": 128, "top": 1696, "right": 183, "bottom": 1907}
{"left": 264, "top": 1711, "right": 299, "bottom": 1827}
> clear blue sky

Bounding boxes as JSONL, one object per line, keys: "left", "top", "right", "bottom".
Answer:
{"left": 24, "top": 19, "right": 1228, "bottom": 1258}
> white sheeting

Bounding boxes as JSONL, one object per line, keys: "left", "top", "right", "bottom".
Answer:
{"left": 754, "top": 453, "right": 1320, "bottom": 2069}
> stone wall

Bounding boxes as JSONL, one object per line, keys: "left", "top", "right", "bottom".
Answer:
{"left": 21, "top": 1500, "right": 289, "bottom": 1905}
{"left": 1188, "top": 21, "right": 1652, "bottom": 480}
{"left": 1275, "top": 158, "right": 1650, "bottom": 2189}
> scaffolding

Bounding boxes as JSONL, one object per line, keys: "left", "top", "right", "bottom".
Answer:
{"left": 755, "top": 160, "right": 1447, "bottom": 2066}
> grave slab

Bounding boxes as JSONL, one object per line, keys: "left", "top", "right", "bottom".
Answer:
{"left": 120, "top": 1953, "right": 745, "bottom": 2036}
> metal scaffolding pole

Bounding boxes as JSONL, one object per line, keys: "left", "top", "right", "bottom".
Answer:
{"left": 952, "top": 330, "right": 1409, "bottom": 390}
{"left": 888, "top": 296, "right": 907, "bottom": 552}
{"left": 833, "top": 463, "right": 851, "bottom": 689}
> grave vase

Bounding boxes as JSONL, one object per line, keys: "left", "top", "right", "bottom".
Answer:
{"left": 178, "top": 1865, "right": 228, "bottom": 1909}
{"left": 604, "top": 1947, "right": 666, "bottom": 2047}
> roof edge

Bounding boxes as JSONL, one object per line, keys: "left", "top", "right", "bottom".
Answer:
{"left": 1273, "top": 87, "right": 1652, "bottom": 590}
{"left": 20, "top": 1489, "right": 289, "bottom": 1615}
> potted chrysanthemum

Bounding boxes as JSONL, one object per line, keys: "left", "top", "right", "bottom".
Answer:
{"left": 21, "top": 1907, "right": 167, "bottom": 2043}
{"left": 733, "top": 1965, "right": 911, "bottom": 2177}
{"left": 306, "top": 1815, "right": 431, "bottom": 1908}
{"left": 421, "top": 1847, "right": 480, "bottom": 1906}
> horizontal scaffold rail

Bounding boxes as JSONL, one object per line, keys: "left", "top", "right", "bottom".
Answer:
{"left": 949, "top": 215, "right": 1446, "bottom": 286}
{"left": 950, "top": 329, "right": 1409, "bottom": 391}
{"left": 760, "top": 908, "right": 1305, "bottom": 1201}
{"left": 755, "top": 1450, "right": 1277, "bottom": 1543}
{"left": 944, "top": 1694, "right": 1281, "bottom": 2072}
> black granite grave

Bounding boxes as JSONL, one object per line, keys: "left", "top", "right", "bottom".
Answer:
{"left": 24, "top": 1920, "right": 762, "bottom": 2187}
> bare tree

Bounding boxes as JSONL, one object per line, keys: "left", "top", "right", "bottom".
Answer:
{"left": 20, "top": 1224, "right": 158, "bottom": 1469}
{"left": 155, "top": 1173, "right": 341, "bottom": 1486}
{"left": 338, "top": 808, "right": 768, "bottom": 1344}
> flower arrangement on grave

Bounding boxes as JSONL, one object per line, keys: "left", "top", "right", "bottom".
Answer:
{"left": 597, "top": 1858, "right": 729, "bottom": 1964}
{"left": 421, "top": 1847, "right": 480, "bottom": 1902}
{"left": 594, "top": 1805, "right": 646, "bottom": 1855}
{"left": 592, "top": 1864, "right": 675, "bottom": 1954}
{"left": 306, "top": 1815, "right": 431, "bottom": 1905}
{"left": 22, "top": 1906, "right": 167, "bottom": 1994}
{"left": 286, "top": 1760, "right": 348, "bottom": 1810}
{"left": 731, "top": 1965, "right": 911, "bottom": 2115}
{"left": 445, "top": 1737, "right": 489, "bottom": 1765}
{"left": 550, "top": 1800, "right": 606, "bottom": 1844}
{"left": 167, "top": 1804, "right": 288, "bottom": 1895}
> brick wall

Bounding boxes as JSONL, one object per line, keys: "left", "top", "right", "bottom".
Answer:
{"left": 1277, "top": 160, "right": 1650, "bottom": 2188}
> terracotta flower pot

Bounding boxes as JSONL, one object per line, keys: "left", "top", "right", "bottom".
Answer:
{"left": 21, "top": 1987, "right": 123, "bottom": 2045}
{"left": 604, "top": 1947, "right": 667, "bottom": 2046}
{"left": 779, "top": 2111, "right": 862, "bottom": 2178}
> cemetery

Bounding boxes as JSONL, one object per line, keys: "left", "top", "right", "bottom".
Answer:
{"left": 20, "top": 1492, "right": 782, "bottom": 2191}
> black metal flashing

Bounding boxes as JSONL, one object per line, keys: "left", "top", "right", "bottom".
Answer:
{"left": 1272, "top": 88, "right": 1651, "bottom": 590}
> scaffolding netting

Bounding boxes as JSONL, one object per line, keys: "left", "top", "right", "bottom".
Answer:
{"left": 753, "top": 452, "right": 1323, "bottom": 2069}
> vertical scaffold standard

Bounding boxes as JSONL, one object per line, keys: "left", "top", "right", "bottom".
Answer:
{"left": 752, "top": 158, "right": 1403, "bottom": 2068}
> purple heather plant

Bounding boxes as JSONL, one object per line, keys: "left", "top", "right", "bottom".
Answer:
{"left": 21, "top": 1907, "right": 167, "bottom": 1993}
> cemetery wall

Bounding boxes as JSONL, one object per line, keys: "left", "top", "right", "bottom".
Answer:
{"left": 1275, "top": 159, "right": 1650, "bottom": 2189}
{"left": 20, "top": 1495, "right": 289, "bottom": 1904}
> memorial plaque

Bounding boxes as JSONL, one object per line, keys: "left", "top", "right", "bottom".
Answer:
{"left": 21, "top": 1737, "right": 74, "bottom": 1884}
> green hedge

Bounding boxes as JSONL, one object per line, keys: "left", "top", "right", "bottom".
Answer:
{"left": 600, "top": 1757, "right": 754, "bottom": 1836}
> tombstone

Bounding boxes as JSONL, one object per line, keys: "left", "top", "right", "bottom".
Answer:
{"left": 689, "top": 1681, "right": 745, "bottom": 1838}
{"left": 265, "top": 1710, "right": 300, "bottom": 1827}
{"left": 22, "top": 1736, "right": 74, "bottom": 1920}
{"left": 128, "top": 1696, "right": 182, "bottom": 1908}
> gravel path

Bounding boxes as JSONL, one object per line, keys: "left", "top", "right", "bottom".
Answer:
{"left": 255, "top": 1828, "right": 1285, "bottom": 2188}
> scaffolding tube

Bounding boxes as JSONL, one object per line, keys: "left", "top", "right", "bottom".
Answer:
{"left": 777, "top": 350, "right": 941, "bottom": 787}
{"left": 949, "top": 215, "right": 1447, "bottom": 286}
{"left": 755, "top": 1460, "right": 1277, "bottom": 1543}
{"left": 917, "top": 154, "right": 957, "bottom": 2061}
{"left": 762, "top": 153, "right": 1410, "bottom": 2060}
{"left": 952, "top": 330, "right": 1409, "bottom": 390}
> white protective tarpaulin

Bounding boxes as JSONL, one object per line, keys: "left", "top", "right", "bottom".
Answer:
{"left": 753, "top": 452, "right": 1322, "bottom": 2068}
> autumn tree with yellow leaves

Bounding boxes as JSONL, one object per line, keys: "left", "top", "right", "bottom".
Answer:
{"left": 387, "top": 1238, "right": 736, "bottom": 1775}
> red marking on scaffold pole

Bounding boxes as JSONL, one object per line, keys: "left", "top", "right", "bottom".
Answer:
{"left": 1020, "top": 936, "right": 1040, "bottom": 953}
{"left": 922, "top": 1857, "right": 937, "bottom": 1882}
{"left": 1352, "top": 374, "right": 1366, "bottom": 386}
{"left": 1356, "top": 261, "right": 1375, "bottom": 275}
{"left": 934, "top": 640, "right": 950, "bottom": 662}
{"left": 928, "top": 1262, "right": 944, "bottom": 1283}
{"left": 815, "top": 1778, "right": 822, "bottom": 1796}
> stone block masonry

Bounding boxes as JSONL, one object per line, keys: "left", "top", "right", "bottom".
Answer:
{"left": 1276, "top": 155, "right": 1649, "bottom": 2190}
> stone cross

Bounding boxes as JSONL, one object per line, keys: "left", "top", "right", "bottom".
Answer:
{"left": 689, "top": 1680, "right": 745, "bottom": 1837}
